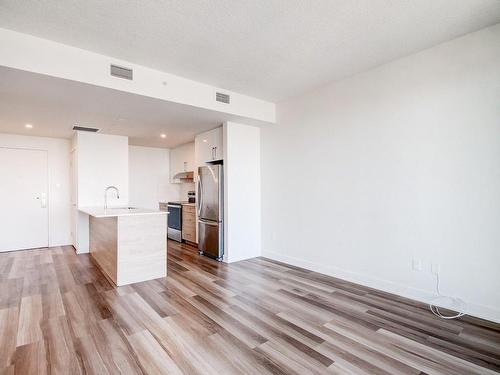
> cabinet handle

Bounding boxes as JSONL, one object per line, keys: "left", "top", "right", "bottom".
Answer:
{"left": 183, "top": 161, "right": 187, "bottom": 171}
{"left": 214, "top": 146, "right": 217, "bottom": 160}
{"left": 211, "top": 147, "right": 215, "bottom": 160}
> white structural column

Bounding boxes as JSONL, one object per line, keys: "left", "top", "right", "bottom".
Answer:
{"left": 223, "top": 121, "right": 261, "bottom": 263}
{"left": 73, "top": 132, "right": 129, "bottom": 253}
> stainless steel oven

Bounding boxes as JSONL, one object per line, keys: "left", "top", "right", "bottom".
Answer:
{"left": 167, "top": 202, "right": 182, "bottom": 242}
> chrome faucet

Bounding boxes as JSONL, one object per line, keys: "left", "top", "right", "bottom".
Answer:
{"left": 104, "top": 186, "right": 120, "bottom": 211}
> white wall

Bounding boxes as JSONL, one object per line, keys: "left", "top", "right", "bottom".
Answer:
{"left": 0, "top": 133, "right": 71, "bottom": 246}
{"left": 129, "top": 145, "right": 180, "bottom": 209}
{"left": 224, "top": 122, "right": 261, "bottom": 263}
{"left": 261, "top": 24, "right": 500, "bottom": 322}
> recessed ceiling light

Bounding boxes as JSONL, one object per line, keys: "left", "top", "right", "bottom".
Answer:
{"left": 202, "top": 139, "right": 207, "bottom": 143}
{"left": 25, "top": 124, "right": 33, "bottom": 128}
{"left": 160, "top": 134, "right": 167, "bottom": 138}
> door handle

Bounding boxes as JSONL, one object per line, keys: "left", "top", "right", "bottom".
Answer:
{"left": 197, "top": 177, "right": 203, "bottom": 217}
{"left": 37, "top": 192, "right": 47, "bottom": 208}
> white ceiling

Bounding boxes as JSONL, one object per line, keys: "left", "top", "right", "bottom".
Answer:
{"left": 0, "top": 1, "right": 499, "bottom": 102}
{"left": 0, "top": 66, "right": 231, "bottom": 148}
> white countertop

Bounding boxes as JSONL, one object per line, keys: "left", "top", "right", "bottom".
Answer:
{"left": 79, "top": 206, "right": 168, "bottom": 218}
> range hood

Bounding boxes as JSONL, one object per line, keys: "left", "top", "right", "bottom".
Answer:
{"left": 173, "top": 171, "right": 194, "bottom": 180}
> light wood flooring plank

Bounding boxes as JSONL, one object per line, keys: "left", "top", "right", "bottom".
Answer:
{"left": 0, "top": 241, "right": 497, "bottom": 375}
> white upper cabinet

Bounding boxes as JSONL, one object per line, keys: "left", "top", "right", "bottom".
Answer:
{"left": 195, "top": 127, "right": 223, "bottom": 166}
{"left": 170, "top": 142, "right": 195, "bottom": 183}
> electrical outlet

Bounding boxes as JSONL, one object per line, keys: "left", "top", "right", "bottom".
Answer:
{"left": 431, "top": 263, "right": 441, "bottom": 275}
{"left": 412, "top": 258, "right": 422, "bottom": 271}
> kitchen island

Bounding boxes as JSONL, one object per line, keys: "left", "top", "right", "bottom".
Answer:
{"left": 79, "top": 207, "right": 168, "bottom": 286}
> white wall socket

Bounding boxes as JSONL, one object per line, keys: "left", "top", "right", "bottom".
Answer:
{"left": 412, "top": 258, "right": 422, "bottom": 271}
{"left": 431, "top": 263, "right": 441, "bottom": 275}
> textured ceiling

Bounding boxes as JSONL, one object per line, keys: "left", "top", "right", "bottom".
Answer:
{"left": 0, "top": 66, "right": 230, "bottom": 148}
{"left": 0, "top": 0, "right": 499, "bottom": 102}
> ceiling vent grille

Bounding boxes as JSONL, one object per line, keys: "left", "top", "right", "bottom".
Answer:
{"left": 110, "top": 64, "right": 133, "bottom": 80}
{"left": 73, "top": 126, "right": 100, "bottom": 132}
{"left": 216, "top": 92, "right": 230, "bottom": 104}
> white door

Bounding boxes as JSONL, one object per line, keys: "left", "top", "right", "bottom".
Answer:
{"left": 0, "top": 147, "right": 49, "bottom": 252}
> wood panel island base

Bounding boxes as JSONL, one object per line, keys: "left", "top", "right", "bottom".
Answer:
{"left": 80, "top": 207, "right": 167, "bottom": 286}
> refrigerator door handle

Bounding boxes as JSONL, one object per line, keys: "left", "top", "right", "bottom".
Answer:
{"left": 197, "top": 176, "right": 203, "bottom": 217}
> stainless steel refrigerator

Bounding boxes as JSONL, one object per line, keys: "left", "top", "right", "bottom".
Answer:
{"left": 197, "top": 164, "right": 224, "bottom": 260}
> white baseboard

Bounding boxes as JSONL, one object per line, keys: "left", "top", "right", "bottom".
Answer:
{"left": 262, "top": 249, "right": 500, "bottom": 324}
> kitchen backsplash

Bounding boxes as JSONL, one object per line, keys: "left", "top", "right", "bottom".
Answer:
{"left": 179, "top": 182, "right": 195, "bottom": 201}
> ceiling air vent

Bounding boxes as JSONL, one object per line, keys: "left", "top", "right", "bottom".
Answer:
{"left": 73, "top": 126, "right": 100, "bottom": 132}
{"left": 110, "top": 64, "right": 133, "bottom": 80}
{"left": 216, "top": 92, "right": 230, "bottom": 104}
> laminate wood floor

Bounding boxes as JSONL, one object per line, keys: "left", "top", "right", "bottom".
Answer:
{"left": 0, "top": 241, "right": 499, "bottom": 374}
